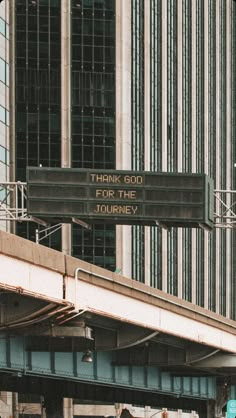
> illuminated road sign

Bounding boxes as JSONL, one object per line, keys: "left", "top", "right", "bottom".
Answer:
{"left": 27, "top": 168, "right": 214, "bottom": 229}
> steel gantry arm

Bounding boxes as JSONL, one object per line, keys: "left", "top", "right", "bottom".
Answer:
{"left": 214, "top": 189, "right": 236, "bottom": 228}
{"left": 0, "top": 181, "right": 29, "bottom": 222}
{"left": 0, "top": 181, "right": 46, "bottom": 224}
{"left": 0, "top": 182, "right": 91, "bottom": 241}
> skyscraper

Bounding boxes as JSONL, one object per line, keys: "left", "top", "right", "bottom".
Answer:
{"left": 13, "top": 0, "right": 116, "bottom": 267}
{"left": 10, "top": 0, "right": 236, "bottom": 320}
{"left": 0, "top": 0, "right": 9, "bottom": 232}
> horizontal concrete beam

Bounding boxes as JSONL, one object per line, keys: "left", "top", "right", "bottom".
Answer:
{"left": 0, "top": 253, "right": 64, "bottom": 303}
{"left": 65, "top": 277, "right": 236, "bottom": 353}
{"left": 1, "top": 230, "right": 236, "bottom": 354}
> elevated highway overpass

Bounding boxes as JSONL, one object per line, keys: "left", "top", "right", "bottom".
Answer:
{"left": 0, "top": 230, "right": 236, "bottom": 417}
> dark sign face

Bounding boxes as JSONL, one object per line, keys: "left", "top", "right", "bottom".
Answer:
{"left": 87, "top": 171, "right": 204, "bottom": 219}
{"left": 27, "top": 168, "right": 214, "bottom": 230}
{"left": 88, "top": 173, "right": 144, "bottom": 217}
{"left": 89, "top": 173, "right": 144, "bottom": 185}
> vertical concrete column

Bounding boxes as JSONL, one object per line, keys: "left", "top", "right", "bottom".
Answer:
{"left": 144, "top": 405, "right": 151, "bottom": 418}
{"left": 144, "top": 0, "right": 151, "bottom": 287}
{"left": 61, "top": 0, "right": 72, "bottom": 256}
{"left": 190, "top": 410, "right": 199, "bottom": 418}
{"left": 177, "top": 0, "right": 183, "bottom": 299}
{"left": 225, "top": 0, "right": 232, "bottom": 318}
{"left": 61, "top": 3, "right": 73, "bottom": 412}
{"left": 191, "top": 0, "right": 197, "bottom": 304}
{"left": 215, "top": 0, "right": 220, "bottom": 315}
{"left": 63, "top": 397, "right": 73, "bottom": 418}
{"left": 161, "top": 0, "right": 168, "bottom": 292}
{"left": 12, "top": 392, "right": 19, "bottom": 418}
{"left": 9, "top": 0, "right": 15, "bottom": 183}
{"left": 203, "top": 0, "right": 209, "bottom": 311}
{"left": 115, "top": 403, "right": 122, "bottom": 418}
{"left": 116, "top": 0, "right": 132, "bottom": 278}
{"left": 0, "top": 391, "right": 14, "bottom": 417}
{"left": 177, "top": 409, "right": 182, "bottom": 418}
{"left": 9, "top": 0, "right": 16, "bottom": 235}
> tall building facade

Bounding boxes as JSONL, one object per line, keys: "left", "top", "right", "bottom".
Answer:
{"left": 0, "top": 0, "right": 9, "bottom": 232}
{"left": 10, "top": 0, "right": 236, "bottom": 320}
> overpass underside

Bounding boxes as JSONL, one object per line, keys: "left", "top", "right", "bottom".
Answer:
{"left": 1, "top": 230, "right": 236, "bottom": 417}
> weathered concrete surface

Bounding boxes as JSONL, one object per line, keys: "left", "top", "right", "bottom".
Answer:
{"left": 1, "top": 230, "right": 236, "bottom": 347}
{"left": 0, "top": 229, "right": 65, "bottom": 273}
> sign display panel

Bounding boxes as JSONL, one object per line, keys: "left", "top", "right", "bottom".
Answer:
{"left": 27, "top": 168, "right": 214, "bottom": 229}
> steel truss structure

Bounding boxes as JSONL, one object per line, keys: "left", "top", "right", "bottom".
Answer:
{"left": 214, "top": 189, "right": 236, "bottom": 228}
{"left": 0, "top": 182, "right": 235, "bottom": 229}
{"left": 0, "top": 181, "right": 29, "bottom": 223}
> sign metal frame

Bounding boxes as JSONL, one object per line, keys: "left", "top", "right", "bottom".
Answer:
{"left": 27, "top": 168, "right": 214, "bottom": 230}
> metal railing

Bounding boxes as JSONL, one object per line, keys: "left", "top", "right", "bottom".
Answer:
{"left": 0, "top": 181, "right": 28, "bottom": 222}
{"left": 214, "top": 189, "right": 236, "bottom": 228}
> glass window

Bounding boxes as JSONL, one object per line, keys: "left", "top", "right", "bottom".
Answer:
{"left": 6, "top": 110, "right": 9, "bottom": 126}
{"left": 6, "top": 23, "right": 9, "bottom": 39}
{"left": 0, "top": 145, "right": 5, "bottom": 163}
{"left": 0, "top": 59, "right": 9, "bottom": 86}
{"left": 0, "top": 145, "right": 9, "bottom": 165}
{"left": 50, "top": 114, "right": 60, "bottom": 132}
{"left": 0, "top": 18, "right": 5, "bottom": 36}
{"left": 0, "top": 18, "right": 8, "bottom": 38}
{"left": 6, "top": 63, "right": 9, "bottom": 86}
{"left": 0, "top": 58, "right": 5, "bottom": 84}
{"left": 0, "top": 105, "right": 6, "bottom": 124}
